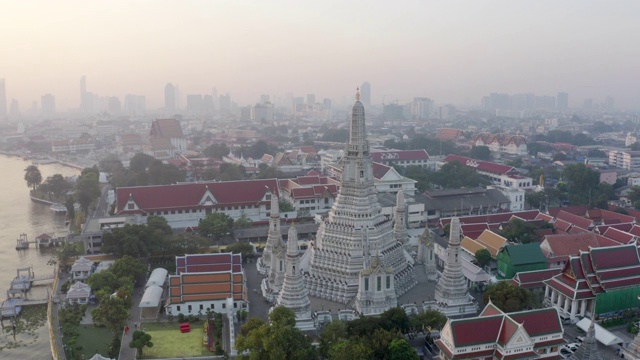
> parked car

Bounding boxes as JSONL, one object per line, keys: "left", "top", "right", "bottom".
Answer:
{"left": 562, "top": 343, "right": 580, "bottom": 352}
{"left": 576, "top": 336, "right": 585, "bottom": 343}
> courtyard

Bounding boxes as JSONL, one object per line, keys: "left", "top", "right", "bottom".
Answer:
{"left": 139, "top": 322, "right": 212, "bottom": 359}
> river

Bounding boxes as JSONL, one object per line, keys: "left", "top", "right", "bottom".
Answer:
{"left": 0, "top": 155, "right": 80, "bottom": 359}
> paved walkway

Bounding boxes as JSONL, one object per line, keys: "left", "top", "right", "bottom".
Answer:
{"left": 118, "top": 284, "right": 145, "bottom": 360}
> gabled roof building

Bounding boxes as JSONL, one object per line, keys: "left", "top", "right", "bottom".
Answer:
{"left": 543, "top": 244, "right": 640, "bottom": 322}
{"left": 167, "top": 253, "right": 247, "bottom": 317}
{"left": 435, "top": 301, "right": 565, "bottom": 359}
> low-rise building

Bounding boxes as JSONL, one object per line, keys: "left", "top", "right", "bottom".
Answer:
{"left": 166, "top": 253, "right": 248, "bottom": 317}
{"left": 71, "top": 257, "right": 94, "bottom": 282}
{"left": 496, "top": 243, "right": 548, "bottom": 280}
{"left": 441, "top": 155, "right": 534, "bottom": 190}
{"left": 544, "top": 243, "right": 640, "bottom": 322}
{"left": 435, "top": 301, "right": 565, "bottom": 359}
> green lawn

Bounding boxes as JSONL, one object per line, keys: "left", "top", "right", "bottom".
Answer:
{"left": 73, "top": 325, "right": 113, "bottom": 359}
{"left": 141, "top": 322, "right": 213, "bottom": 359}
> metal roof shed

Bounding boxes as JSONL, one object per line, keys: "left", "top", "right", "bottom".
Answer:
{"left": 145, "top": 268, "right": 168, "bottom": 288}
{"left": 576, "top": 318, "right": 623, "bottom": 346}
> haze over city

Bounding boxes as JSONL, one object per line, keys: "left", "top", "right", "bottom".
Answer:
{"left": 1, "top": 0, "right": 639, "bottom": 111}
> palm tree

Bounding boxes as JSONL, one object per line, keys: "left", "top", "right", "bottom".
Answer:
{"left": 24, "top": 165, "right": 43, "bottom": 193}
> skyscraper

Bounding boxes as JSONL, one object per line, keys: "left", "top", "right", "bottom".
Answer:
{"left": 41, "top": 94, "right": 56, "bottom": 115}
{"left": 360, "top": 81, "right": 371, "bottom": 106}
{"left": 557, "top": 92, "right": 569, "bottom": 110}
{"left": 0, "top": 79, "right": 7, "bottom": 118}
{"left": 80, "top": 76, "right": 86, "bottom": 104}
{"left": 304, "top": 89, "right": 416, "bottom": 307}
{"left": 164, "top": 83, "right": 176, "bottom": 111}
{"left": 306, "top": 94, "right": 315, "bottom": 105}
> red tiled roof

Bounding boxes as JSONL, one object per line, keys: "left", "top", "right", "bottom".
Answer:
{"left": 450, "top": 315, "right": 505, "bottom": 346}
{"left": 512, "top": 268, "right": 562, "bottom": 289}
{"left": 436, "top": 128, "right": 464, "bottom": 141}
{"left": 602, "top": 227, "right": 636, "bottom": 244}
{"left": 497, "top": 317, "right": 519, "bottom": 346}
{"left": 372, "top": 162, "right": 392, "bottom": 180}
{"left": 630, "top": 225, "right": 640, "bottom": 236}
{"left": 596, "top": 223, "right": 634, "bottom": 234}
{"left": 176, "top": 253, "right": 242, "bottom": 274}
{"left": 598, "top": 209, "right": 636, "bottom": 224}
{"left": 371, "top": 149, "right": 429, "bottom": 162}
{"left": 444, "top": 154, "right": 517, "bottom": 175}
{"left": 590, "top": 244, "right": 640, "bottom": 270}
{"left": 439, "top": 211, "right": 540, "bottom": 228}
{"left": 509, "top": 308, "right": 563, "bottom": 336}
{"left": 555, "top": 210, "right": 594, "bottom": 229}
{"left": 548, "top": 206, "right": 590, "bottom": 218}
{"left": 553, "top": 219, "right": 572, "bottom": 232}
{"left": 116, "top": 179, "right": 279, "bottom": 214}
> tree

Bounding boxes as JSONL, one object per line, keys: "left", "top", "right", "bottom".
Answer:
{"left": 562, "top": 163, "right": 600, "bottom": 205}
{"left": 87, "top": 271, "right": 119, "bottom": 294}
{"left": 45, "top": 174, "right": 71, "bottom": 199}
{"left": 431, "top": 161, "right": 490, "bottom": 189}
{"left": 24, "top": 165, "right": 43, "bottom": 192}
{"left": 483, "top": 281, "right": 531, "bottom": 313}
{"left": 52, "top": 243, "right": 80, "bottom": 269}
{"left": 328, "top": 339, "right": 373, "bottom": 360}
{"left": 102, "top": 224, "right": 154, "bottom": 258}
{"left": 388, "top": 338, "right": 419, "bottom": 360}
{"left": 99, "top": 154, "right": 125, "bottom": 174}
{"left": 499, "top": 218, "right": 538, "bottom": 244}
{"left": 110, "top": 255, "right": 145, "bottom": 282}
{"left": 129, "top": 330, "right": 153, "bottom": 357}
{"left": 147, "top": 160, "right": 185, "bottom": 185}
{"left": 91, "top": 296, "right": 130, "bottom": 335}
{"left": 409, "top": 309, "right": 447, "bottom": 332}
{"left": 76, "top": 171, "right": 101, "bottom": 214}
{"left": 279, "top": 200, "right": 294, "bottom": 212}
{"left": 257, "top": 165, "right": 284, "bottom": 179}
{"left": 319, "top": 320, "right": 348, "bottom": 358}
{"left": 129, "top": 153, "right": 155, "bottom": 173}
{"left": 233, "top": 212, "right": 253, "bottom": 229}
{"left": 469, "top": 145, "right": 491, "bottom": 161}
{"left": 475, "top": 248, "right": 492, "bottom": 267}
{"left": 226, "top": 242, "right": 255, "bottom": 260}
{"left": 236, "top": 307, "right": 317, "bottom": 360}
{"left": 203, "top": 143, "right": 230, "bottom": 158}
{"left": 199, "top": 212, "right": 233, "bottom": 239}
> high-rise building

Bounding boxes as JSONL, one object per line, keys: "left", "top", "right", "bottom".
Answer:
{"left": 9, "top": 99, "right": 19, "bottom": 117}
{"left": 219, "top": 93, "right": 231, "bottom": 115}
{"left": 360, "top": 81, "right": 371, "bottom": 105}
{"left": 306, "top": 94, "right": 315, "bottom": 105}
{"left": 41, "top": 94, "right": 56, "bottom": 115}
{"left": 80, "top": 76, "right": 86, "bottom": 106}
{"left": 186, "top": 94, "right": 204, "bottom": 113}
{"left": 0, "top": 79, "right": 6, "bottom": 118}
{"left": 303, "top": 90, "right": 416, "bottom": 309}
{"left": 411, "top": 97, "right": 433, "bottom": 119}
{"left": 108, "top": 96, "right": 121, "bottom": 114}
{"left": 124, "top": 94, "right": 146, "bottom": 116}
{"left": 164, "top": 83, "right": 176, "bottom": 111}
{"left": 557, "top": 92, "right": 569, "bottom": 110}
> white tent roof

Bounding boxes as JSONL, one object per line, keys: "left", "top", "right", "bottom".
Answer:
{"left": 139, "top": 285, "right": 163, "bottom": 308}
{"left": 90, "top": 354, "right": 114, "bottom": 360}
{"left": 145, "top": 268, "right": 168, "bottom": 288}
{"left": 576, "top": 318, "right": 623, "bottom": 346}
{"left": 67, "top": 281, "right": 91, "bottom": 299}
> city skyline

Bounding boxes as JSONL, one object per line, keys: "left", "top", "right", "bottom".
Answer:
{"left": 1, "top": 1, "right": 638, "bottom": 110}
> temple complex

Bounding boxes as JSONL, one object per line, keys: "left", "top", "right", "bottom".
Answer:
{"left": 303, "top": 89, "right": 416, "bottom": 306}
{"left": 275, "top": 225, "right": 315, "bottom": 331}
{"left": 393, "top": 190, "right": 408, "bottom": 245}
{"left": 433, "top": 217, "right": 477, "bottom": 317}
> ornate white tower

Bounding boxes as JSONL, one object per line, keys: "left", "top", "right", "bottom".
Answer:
{"left": 268, "top": 229, "right": 286, "bottom": 294}
{"left": 434, "top": 217, "right": 477, "bottom": 316}
{"left": 304, "top": 89, "right": 416, "bottom": 304}
{"left": 393, "top": 189, "right": 408, "bottom": 245}
{"left": 275, "top": 225, "right": 315, "bottom": 331}
{"left": 417, "top": 227, "right": 438, "bottom": 281}
{"left": 258, "top": 189, "right": 281, "bottom": 275}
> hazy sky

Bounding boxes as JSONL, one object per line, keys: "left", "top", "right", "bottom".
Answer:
{"left": 1, "top": 0, "right": 639, "bottom": 110}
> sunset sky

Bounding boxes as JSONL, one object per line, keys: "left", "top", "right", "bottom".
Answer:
{"left": 1, "top": 0, "right": 638, "bottom": 110}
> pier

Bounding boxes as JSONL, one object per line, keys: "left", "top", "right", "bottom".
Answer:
{"left": 15, "top": 233, "right": 67, "bottom": 250}
{"left": 0, "top": 266, "right": 55, "bottom": 318}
